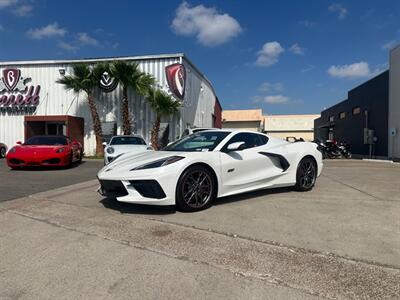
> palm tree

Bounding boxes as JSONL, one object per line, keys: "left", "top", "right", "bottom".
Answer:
{"left": 146, "top": 88, "right": 181, "bottom": 150}
{"left": 57, "top": 63, "right": 107, "bottom": 156}
{"left": 109, "top": 61, "right": 155, "bottom": 135}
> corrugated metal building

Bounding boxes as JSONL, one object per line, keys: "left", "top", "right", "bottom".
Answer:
{"left": 0, "top": 53, "right": 221, "bottom": 155}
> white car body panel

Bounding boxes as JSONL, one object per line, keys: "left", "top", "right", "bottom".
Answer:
{"left": 97, "top": 130, "right": 323, "bottom": 206}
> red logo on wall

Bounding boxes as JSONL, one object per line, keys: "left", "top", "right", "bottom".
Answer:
{"left": 165, "top": 63, "right": 186, "bottom": 100}
{"left": 2, "top": 69, "right": 21, "bottom": 91}
{"left": 0, "top": 68, "right": 40, "bottom": 114}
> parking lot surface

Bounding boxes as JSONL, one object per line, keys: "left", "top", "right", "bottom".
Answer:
{"left": 0, "top": 159, "right": 104, "bottom": 202}
{"left": 0, "top": 159, "right": 399, "bottom": 299}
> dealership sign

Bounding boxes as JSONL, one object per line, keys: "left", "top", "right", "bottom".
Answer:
{"left": 165, "top": 63, "right": 186, "bottom": 100}
{"left": 0, "top": 68, "right": 40, "bottom": 114}
{"left": 99, "top": 71, "right": 117, "bottom": 93}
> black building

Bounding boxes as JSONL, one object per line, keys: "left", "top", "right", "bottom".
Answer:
{"left": 314, "top": 71, "right": 389, "bottom": 157}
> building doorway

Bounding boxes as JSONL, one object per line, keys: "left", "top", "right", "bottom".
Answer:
{"left": 46, "top": 122, "right": 66, "bottom": 136}
{"left": 24, "top": 115, "right": 84, "bottom": 147}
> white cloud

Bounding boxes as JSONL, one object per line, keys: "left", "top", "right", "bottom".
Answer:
{"left": 0, "top": 0, "right": 16, "bottom": 8}
{"left": 171, "top": 1, "right": 242, "bottom": 47}
{"left": 256, "top": 41, "right": 284, "bottom": 67}
{"left": 77, "top": 32, "right": 99, "bottom": 46}
{"left": 12, "top": 4, "right": 32, "bottom": 16}
{"left": 264, "top": 95, "right": 289, "bottom": 104}
{"left": 382, "top": 40, "right": 398, "bottom": 50}
{"left": 27, "top": 23, "right": 67, "bottom": 39}
{"left": 327, "top": 62, "right": 371, "bottom": 79}
{"left": 299, "top": 20, "right": 315, "bottom": 28}
{"left": 258, "top": 82, "right": 283, "bottom": 93}
{"left": 301, "top": 64, "right": 315, "bottom": 73}
{"left": 58, "top": 41, "right": 78, "bottom": 52}
{"left": 289, "top": 43, "right": 304, "bottom": 55}
{"left": 329, "top": 3, "right": 348, "bottom": 20}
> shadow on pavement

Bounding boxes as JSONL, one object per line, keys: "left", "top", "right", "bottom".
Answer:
{"left": 100, "top": 197, "right": 176, "bottom": 215}
{"left": 100, "top": 186, "right": 296, "bottom": 214}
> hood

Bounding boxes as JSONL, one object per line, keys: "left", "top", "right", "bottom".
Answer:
{"left": 15, "top": 145, "right": 64, "bottom": 154}
{"left": 106, "top": 144, "right": 148, "bottom": 155}
{"left": 101, "top": 150, "right": 184, "bottom": 173}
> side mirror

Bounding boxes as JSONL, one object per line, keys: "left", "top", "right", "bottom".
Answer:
{"left": 102, "top": 142, "right": 107, "bottom": 147}
{"left": 226, "top": 141, "right": 246, "bottom": 152}
{"left": 16, "top": 141, "right": 22, "bottom": 145}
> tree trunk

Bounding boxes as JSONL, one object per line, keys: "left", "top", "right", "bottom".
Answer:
{"left": 87, "top": 94, "right": 103, "bottom": 156}
{"left": 122, "top": 86, "right": 132, "bottom": 135}
{"left": 151, "top": 115, "right": 161, "bottom": 150}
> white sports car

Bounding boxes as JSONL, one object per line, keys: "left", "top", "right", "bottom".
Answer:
{"left": 97, "top": 130, "right": 323, "bottom": 212}
{"left": 103, "top": 135, "right": 150, "bottom": 165}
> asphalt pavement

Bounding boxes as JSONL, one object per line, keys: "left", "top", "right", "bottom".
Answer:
{"left": 0, "top": 158, "right": 103, "bottom": 202}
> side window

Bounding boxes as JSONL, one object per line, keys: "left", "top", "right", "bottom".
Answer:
{"left": 255, "top": 134, "right": 269, "bottom": 146}
{"left": 225, "top": 133, "right": 268, "bottom": 150}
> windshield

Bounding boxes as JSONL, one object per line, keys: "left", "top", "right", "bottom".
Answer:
{"left": 110, "top": 136, "right": 146, "bottom": 145}
{"left": 25, "top": 136, "right": 68, "bottom": 146}
{"left": 165, "top": 131, "right": 229, "bottom": 152}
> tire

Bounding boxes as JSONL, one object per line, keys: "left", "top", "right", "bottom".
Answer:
{"left": 78, "top": 151, "right": 83, "bottom": 163}
{"left": 0, "top": 147, "right": 6, "bottom": 159}
{"left": 294, "top": 157, "right": 317, "bottom": 192}
{"left": 67, "top": 152, "right": 74, "bottom": 168}
{"left": 176, "top": 165, "right": 217, "bottom": 212}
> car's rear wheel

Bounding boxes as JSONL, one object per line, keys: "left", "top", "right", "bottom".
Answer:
{"left": 295, "top": 157, "right": 317, "bottom": 191}
{"left": 0, "top": 147, "right": 6, "bottom": 158}
{"left": 176, "top": 165, "right": 217, "bottom": 212}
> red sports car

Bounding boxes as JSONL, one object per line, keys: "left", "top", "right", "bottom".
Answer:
{"left": 6, "top": 135, "right": 83, "bottom": 169}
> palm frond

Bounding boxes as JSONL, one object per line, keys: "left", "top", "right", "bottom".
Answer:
{"left": 146, "top": 88, "right": 181, "bottom": 117}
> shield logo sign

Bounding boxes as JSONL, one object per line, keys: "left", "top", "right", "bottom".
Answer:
{"left": 165, "top": 63, "right": 186, "bottom": 100}
{"left": 2, "top": 68, "right": 21, "bottom": 91}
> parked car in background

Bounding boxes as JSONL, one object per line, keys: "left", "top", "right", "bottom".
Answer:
{"left": 180, "top": 127, "right": 217, "bottom": 138}
{"left": 6, "top": 135, "right": 83, "bottom": 169}
{"left": 103, "top": 135, "right": 151, "bottom": 165}
{"left": 286, "top": 137, "right": 305, "bottom": 143}
{"left": 98, "top": 129, "right": 323, "bottom": 212}
{"left": 0, "top": 142, "right": 7, "bottom": 158}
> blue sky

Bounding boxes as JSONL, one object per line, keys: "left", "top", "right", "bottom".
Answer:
{"left": 0, "top": 0, "right": 399, "bottom": 115}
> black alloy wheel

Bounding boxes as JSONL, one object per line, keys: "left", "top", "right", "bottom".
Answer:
{"left": 295, "top": 157, "right": 317, "bottom": 191}
{"left": 0, "top": 147, "right": 6, "bottom": 159}
{"left": 176, "top": 165, "right": 216, "bottom": 212}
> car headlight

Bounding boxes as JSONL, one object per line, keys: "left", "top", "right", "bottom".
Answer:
{"left": 56, "top": 147, "right": 66, "bottom": 153}
{"left": 106, "top": 147, "right": 115, "bottom": 154}
{"left": 9, "top": 147, "right": 16, "bottom": 153}
{"left": 131, "top": 156, "right": 184, "bottom": 171}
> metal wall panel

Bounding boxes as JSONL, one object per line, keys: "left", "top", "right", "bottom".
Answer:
{"left": 0, "top": 56, "right": 217, "bottom": 155}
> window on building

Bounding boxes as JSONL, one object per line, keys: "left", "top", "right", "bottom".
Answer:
{"left": 329, "top": 116, "right": 334, "bottom": 122}
{"left": 352, "top": 107, "right": 361, "bottom": 115}
{"left": 339, "top": 112, "right": 346, "bottom": 119}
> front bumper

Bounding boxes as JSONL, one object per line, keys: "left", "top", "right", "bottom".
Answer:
{"left": 97, "top": 167, "right": 178, "bottom": 206}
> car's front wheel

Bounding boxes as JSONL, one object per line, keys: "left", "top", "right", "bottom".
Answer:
{"left": 0, "top": 147, "right": 6, "bottom": 158}
{"left": 176, "top": 165, "right": 217, "bottom": 212}
{"left": 295, "top": 157, "right": 317, "bottom": 191}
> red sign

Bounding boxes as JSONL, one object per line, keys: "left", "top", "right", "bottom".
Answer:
{"left": 165, "top": 63, "right": 186, "bottom": 100}
{"left": 0, "top": 68, "right": 40, "bottom": 114}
